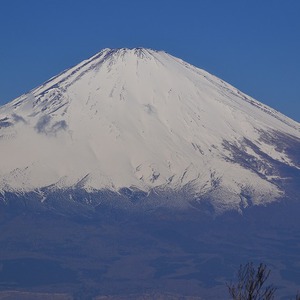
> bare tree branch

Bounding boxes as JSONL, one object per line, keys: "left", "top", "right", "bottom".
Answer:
{"left": 227, "top": 262, "right": 276, "bottom": 300}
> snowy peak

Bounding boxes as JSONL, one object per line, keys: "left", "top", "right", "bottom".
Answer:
{"left": 0, "top": 48, "right": 300, "bottom": 213}
{"left": 2, "top": 47, "right": 299, "bottom": 132}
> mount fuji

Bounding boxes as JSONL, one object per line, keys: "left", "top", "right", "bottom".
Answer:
{"left": 0, "top": 47, "right": 299, "bottom": 214}
{"left": 1, "top": 48, "right": 300, "bottom": 299}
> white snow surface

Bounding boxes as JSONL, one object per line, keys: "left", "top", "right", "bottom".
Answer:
{"left": 1, "top": 48, "right": 299, "bottom": 210}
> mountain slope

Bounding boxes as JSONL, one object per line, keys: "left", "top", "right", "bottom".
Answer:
{"left": 0, "top": 48, "right": 299, "bottom": 213}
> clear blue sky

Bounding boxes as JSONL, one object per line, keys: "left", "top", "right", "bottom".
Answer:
{"left": 1, "top": 0, "right": 299, "bottom": 121}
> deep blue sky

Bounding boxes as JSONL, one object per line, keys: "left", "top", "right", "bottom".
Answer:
{"left": 1, "top": 0, "right": 299, "bottom": 121}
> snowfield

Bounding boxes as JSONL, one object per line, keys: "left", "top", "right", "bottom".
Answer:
{"left": 0, "top": 48, "right": 299, "bottom": 213}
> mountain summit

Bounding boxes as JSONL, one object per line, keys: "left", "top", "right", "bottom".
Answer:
{"left": 0, "top": 48, "right": 299, "bottom": 213}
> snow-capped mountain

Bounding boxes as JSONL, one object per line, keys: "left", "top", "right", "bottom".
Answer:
{"left": 1, "top": 48, "right": 299, "bottom": 213}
